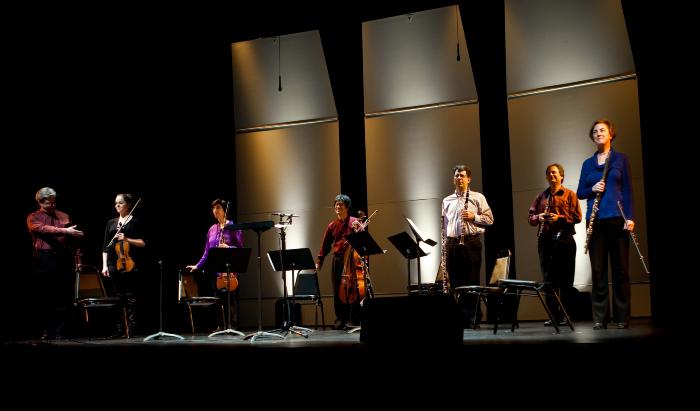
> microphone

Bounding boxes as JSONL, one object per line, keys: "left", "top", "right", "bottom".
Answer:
{"left": 271, "top": 212, "right": 300, "bottom": 217}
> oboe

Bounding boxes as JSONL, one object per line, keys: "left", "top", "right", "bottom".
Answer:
{"left": 584, "top": 153, "right": 611, "bottom": 254}
{"left": 616, "top": 200, "right": 650, "bottom": 275}
{"left": 459, "top": 187, "right": 470, "bottom": 245}
{"left": 537, "top": 193, "right": 551, "bottom": 238}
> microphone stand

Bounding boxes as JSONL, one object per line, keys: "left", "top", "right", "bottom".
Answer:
{"left": 144, "top": 260, "right": 184, "bottom": 341}
{"left": 269, "top": 213, "right": 312, "bottom": 338}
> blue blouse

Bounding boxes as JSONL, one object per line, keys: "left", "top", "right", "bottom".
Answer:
{"left": 576, "top": 149, "right": 634, "bottom": 221}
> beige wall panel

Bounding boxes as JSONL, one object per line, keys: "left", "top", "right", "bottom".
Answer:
{"left": 366, "top": 104, "right": 481, "bottom": 204}
{"left": 232, "top": 30, "right": 337, "bottom": 129}
{"left": 506, "top": 0, "right": 635, "bottom": 93}
{"left": 363, "top": 5, "right": 477, "bottom": 113}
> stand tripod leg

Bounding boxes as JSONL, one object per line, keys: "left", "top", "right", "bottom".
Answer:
{"left": 243, "top": 228, "right": 285, "bottom": 342}
{"left": 209, "top": 268, "right": 245, "bottom": 338}
{"left": 144, "top": 261, "right": 184, "bottom": 341}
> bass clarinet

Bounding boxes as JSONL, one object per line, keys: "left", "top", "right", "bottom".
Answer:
{"left": 584, "top": 153, "right": 611, "bottom": 254}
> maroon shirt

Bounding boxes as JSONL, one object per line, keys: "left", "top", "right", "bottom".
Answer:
{"left": 317, "top": 215, "right": 360, "bottom": 265}
{"left": 528, "top": 186, "right": 582, "bottom": 235}
{"left": 27, "top": 209, "right": 82, "bottom": 261}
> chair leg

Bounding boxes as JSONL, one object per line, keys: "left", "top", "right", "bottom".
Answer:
{"left": 511, "top": 291, "right": 521, "bottom": 332}
{"left": 472, "top": 292, "right": 480, "bottom": 329}
{"left": 187, "top": 305, "right": 195, "bottom": 334}
{"left": 494, "top": 293, "right": 504, "bottom": 335}
{"left": 319, "top": 299, "right": 326, "bottom": 330}
{"left": 534, "top": 288, "right": 560, "bottom": 333}
{"left": 550, "top": 286, "right": 575, "bottom": 331}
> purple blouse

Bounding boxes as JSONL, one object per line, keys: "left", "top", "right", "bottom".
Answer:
{"left": 194, "top": 221, "right": 244, "bottom": 271}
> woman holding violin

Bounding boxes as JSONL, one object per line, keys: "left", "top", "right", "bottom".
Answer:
{"left": 186, "top": 199, "right": 243, "bottom": 328}
{"left": 102, "top": 193, "right": 147, "bottom": 337}
{"left": 316, "top": 194, "right": 364, "bottom": 330}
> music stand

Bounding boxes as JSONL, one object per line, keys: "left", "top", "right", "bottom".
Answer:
{"left": 144, "top": 260, "right": 185, "bottom": 341}
{"left": 267, "top": 248, "right": 316, "bottom": 337}
{"left": 235, "top": 221, "right": 284, "bottom": 342}
{"left": 206, "top": 247, "right": 252, "bottom": 338}
{"left": 344, "top": 231, "right": 386, "bottom": 333}
{"left": 388, "top": 227, "right": 435, "bottom": 296}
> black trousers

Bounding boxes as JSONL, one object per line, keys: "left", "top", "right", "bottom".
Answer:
{"left": 538, "top": 232, "right": 576, "bottom": 321}
{"left": 106, "top": 266, "right": 140, "bottom": 334}
{"left": 31, "top": 251, "right": 74, "bottom": 337}
{"left": 588, "top": 217, "right": 630, "bottom": 324}
{"left": 446, "top": 237, "right": 482, "bottom": 327}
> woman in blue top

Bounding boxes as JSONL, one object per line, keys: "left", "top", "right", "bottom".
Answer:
{"left": 577, "top": 119, "right": 635, "bottom": 330}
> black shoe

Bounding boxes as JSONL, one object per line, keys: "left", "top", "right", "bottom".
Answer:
{"left": 593, "top": 322, "right": 607, "bottom": 330}
{"left": 614, "top": 322, "right": 628, "bottom": 329}
{"left": 332, "top": 320, "right": 345, "bottom": 330}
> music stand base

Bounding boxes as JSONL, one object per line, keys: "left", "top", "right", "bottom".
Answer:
{"left": 143, "top": 331, "right": 185, "bottom": 341}
{"left": 244, "top": 331, "right": 286, "bottom": 342}
{"left": 209, "top": 328, "right": 245, "bottom": 338}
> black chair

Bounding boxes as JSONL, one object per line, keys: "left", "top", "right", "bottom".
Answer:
{"left": 290, "top": 271, "right": 325, "bottom": 330}
{"left": 74, "top": 265, "right": 129, "bottom": 338}
{"left": 453, "top": 249, "right": 511, "bottom": 334}
{"left": 498, "top": 257, "right": 575, "bottom": 334}
{"left": 179, "top": 270, "right": 225, "bottom": 334}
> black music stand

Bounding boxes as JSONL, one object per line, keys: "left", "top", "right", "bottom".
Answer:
{"left": 267, "top": 248, "right": 316, "bottom": 337}
{"left": 205, "top": 247, "right": 251, "bottom": 338}
{"left": 388, "top": 230, "right": 434, "bottom": 296}
{"left": 344, "top": 231, "right": 385, "bottom": 333}
{"left": 144, "top": 260, "right": 185, "bottom": 341}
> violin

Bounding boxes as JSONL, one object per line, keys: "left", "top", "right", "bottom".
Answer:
{"left": 115, "top": 239, "right": 135, "bottom": 272}
{"left": 216, "top": 273, "right": 239, "bottom": 292}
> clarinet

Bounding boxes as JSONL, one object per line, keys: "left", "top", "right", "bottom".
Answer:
{"left": 458, "top": 187, "right": 470, "bottom": 245}
{"left": 616, "top": 201, "right": 651, "bottom": 275}
{"left": 584, "top": 153, "right": 611, "bottom": 254}
{"left": 537, "top": 202, "right": 550, "bottom": 239}
{"left": 536, "top": 192, "right": 552, "bottom": 238}
{"left": 440, "top": 213, "right": 449, "bottom": 294}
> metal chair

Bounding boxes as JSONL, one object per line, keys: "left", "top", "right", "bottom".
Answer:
{"left": 290, "top": 271, "right": 325, "bottom": 330}
{"left": 498, "top": 257, "right": 575, "bottom": 334}
{"left": 453, "top": 249, "right": 511, "bottom": 334}
{"left": 179, "top": 270, "right": 225, "bottom": 334}
{"left": 74, "top": 264, "right": 129, "bottom": 338}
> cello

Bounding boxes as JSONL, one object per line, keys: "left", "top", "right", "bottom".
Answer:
{"left": 338, "top": 210, "right": 378, "bottom": 304}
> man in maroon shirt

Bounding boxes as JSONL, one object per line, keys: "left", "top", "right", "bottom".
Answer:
{"left": 316, "top": 194, "right": 363, "bottom": 330}
{"left": 528, "top": 164, "right": 581, "bottom": 326}
{"left": 27, "top": 187, "right": 83, "bottom": 339}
